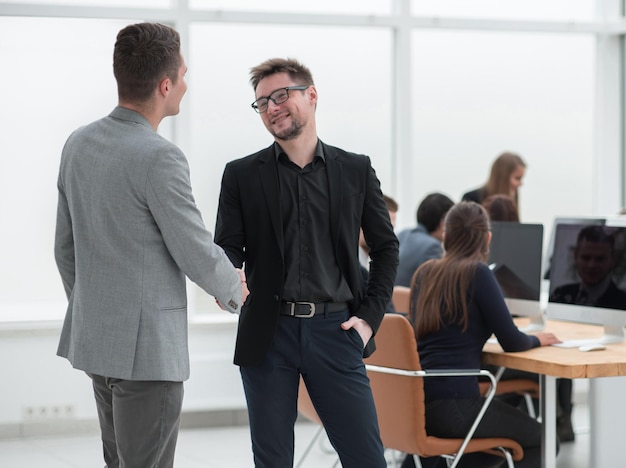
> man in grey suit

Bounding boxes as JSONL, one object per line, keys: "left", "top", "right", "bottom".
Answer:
{"left": 54, "top": 23, "right": 248, "bottom": 468}
{"left": 395, "top": 192, "right": 454, "bottom": 287}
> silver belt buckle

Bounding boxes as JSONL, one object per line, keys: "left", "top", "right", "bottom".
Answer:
{"left": 291, "top": 301, "right": 316, "bottom": 318}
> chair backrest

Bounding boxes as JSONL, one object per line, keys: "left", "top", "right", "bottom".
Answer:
{"left": 363, "top": 313, "right": 429, "bottom": 455}
{"left": 364, "top": 313, "right": 524, "bottom": 461}
{"left": 392, "top": 286, "right": 411, "bottom": 314}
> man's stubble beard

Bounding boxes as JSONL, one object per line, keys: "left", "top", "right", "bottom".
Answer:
{"left": 270, "top": 118, "right": 304, "bottom": 141}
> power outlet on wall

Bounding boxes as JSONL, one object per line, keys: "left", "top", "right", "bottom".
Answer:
{"left": 22, "top": 404, "right": 75, "bottom": 421}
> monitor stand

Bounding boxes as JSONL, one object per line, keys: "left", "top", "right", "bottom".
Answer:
{"left": 552, "top": 325, "right": 625, "bottom": 348}
{"left": 596, "top": 325, "right": 625, "bottom": 344}
{"left": 519, "top": 313, "right": 545, "bottom": 333}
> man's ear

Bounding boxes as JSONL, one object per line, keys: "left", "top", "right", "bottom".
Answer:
{"left": 307, "top": 85, "right": 318, "bottom": 105}
{"left": 158, "top": 77, "right": 170, "bottom": 97}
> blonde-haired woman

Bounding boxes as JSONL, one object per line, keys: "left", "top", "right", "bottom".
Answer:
{"left": 462, "top": 152, "right": 526, "bottom": 218}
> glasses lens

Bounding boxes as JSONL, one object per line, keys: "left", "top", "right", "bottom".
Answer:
{"left": 253, "top": 98, "right": 269, "bottom": 113}
{"left": 270, "top": 88, "right": 290, "bottom": 105}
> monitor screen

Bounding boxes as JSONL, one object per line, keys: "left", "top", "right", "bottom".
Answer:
{"left": 546, "top": 221, "right": 626, "bottom": 344}
{"left": 542, "top": 216, "right": 606, "bottom": 280}
{"left": 488, "top": 221, "right": 544, "bottom": 330}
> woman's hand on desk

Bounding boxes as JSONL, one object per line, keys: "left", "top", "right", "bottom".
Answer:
{"left": 535, "top": 333, "right": 561, "bottom": 346}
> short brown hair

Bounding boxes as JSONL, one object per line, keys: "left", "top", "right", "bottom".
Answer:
{"left": 383, "top": 194, "right": 399, "bottom": 213}
{"left": 249, "top": 58, "right": 314, "bottom": 91}
{"left": 113, "top": 22, "right": 181, "bottom": 103}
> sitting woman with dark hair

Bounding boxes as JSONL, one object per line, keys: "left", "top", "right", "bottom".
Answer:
{"left": 403, "top": 202, "right": 560, "bottom": 468}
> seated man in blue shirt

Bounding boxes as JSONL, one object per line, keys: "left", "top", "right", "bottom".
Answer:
{"left": 395, "top": 193, "right": 454, "bottom": 287}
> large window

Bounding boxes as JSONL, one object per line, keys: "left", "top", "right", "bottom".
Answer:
{"left": 409, "top": 30, "right": 594, "bottom": 232}
{"left": 0, "top": 17, "right": 129, "bottom": 320}
{"left": 411, "top": 0, "right": 594, "bottom": 21}
{"left": 190, "top": 0, "right": 391, "bottom": 14}
{"left": 187, "top": 23, "right": 393, "bottom": 227}
{"left": 0, "top": 2, "right": 621, "bottom": 322}
{"left": 186, "top": 23, "right": 392, "bottom": 314}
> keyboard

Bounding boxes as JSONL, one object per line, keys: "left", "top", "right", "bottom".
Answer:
{"left": 551, "top": 338, "right": 603, "bottom": 349}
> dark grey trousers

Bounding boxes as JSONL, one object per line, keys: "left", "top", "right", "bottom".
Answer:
{"left": 88, "top": 373, "right": 184, "bottom": 468}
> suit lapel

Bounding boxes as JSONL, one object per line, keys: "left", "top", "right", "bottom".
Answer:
{"left": 324, "top": 143, "right": 343, "bottom": 248}
{"left": 258, "top": 147, "right": 284, "bottom": 256}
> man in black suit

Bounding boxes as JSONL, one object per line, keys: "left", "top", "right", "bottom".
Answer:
{"left": 215, "top": 58, "right": 398, "bottom": 468}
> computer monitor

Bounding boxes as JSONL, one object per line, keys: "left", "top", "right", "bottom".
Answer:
{"left": 546, "top": 221, "right": 626, "bottom": 344}
{"left": 542, "top": 216, "right": 606, "bottom": 281}
{"left": 488, "top": 221, "right": 545, "bottom": 331}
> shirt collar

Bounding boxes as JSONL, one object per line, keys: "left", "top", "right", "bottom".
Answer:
{"left": 273, "top": 140, "right": 325, "bottom": 164}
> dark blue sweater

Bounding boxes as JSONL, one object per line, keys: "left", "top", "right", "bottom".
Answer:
{"left": 418, "top": 263, "right": 540, "bottom": 402}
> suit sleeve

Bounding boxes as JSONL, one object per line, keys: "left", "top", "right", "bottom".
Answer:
{"left": 54, "top": 174, "right": 75, "bottom": 299}
{"left": 146, "top": 145, "right": 242, "bottom": 313}
{"left": 357, "top": 159, "right": 399, "bottom": 333}
{"left": 474, "top": 264, "right": 539, "bottom": 351}
{"left": 214, "top": 162, "right": 246, "bottom": 268}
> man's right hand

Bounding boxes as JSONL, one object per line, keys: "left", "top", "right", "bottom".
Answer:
{"left": 237, "top": 268, "right": 250, "bottom": 305}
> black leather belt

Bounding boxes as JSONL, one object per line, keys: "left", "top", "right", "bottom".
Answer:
{"left": 280, "top": 301, "right": 349, "bottom": 318}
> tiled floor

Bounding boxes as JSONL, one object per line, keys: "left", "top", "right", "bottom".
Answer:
{"left": 0, "top": 403, "right": 589, "bottom": 467}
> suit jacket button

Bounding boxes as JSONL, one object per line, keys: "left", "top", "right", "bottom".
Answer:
{"left": 273, "top": 295, "right": 280, "bottom": 302}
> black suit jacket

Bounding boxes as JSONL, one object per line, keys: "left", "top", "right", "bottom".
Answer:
{"left": 215, "top": 142, "right": 399, "bottom": 366}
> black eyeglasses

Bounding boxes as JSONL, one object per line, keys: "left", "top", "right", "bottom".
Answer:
{"left": 251, "top": 85, "right": 310, "bottom": 113}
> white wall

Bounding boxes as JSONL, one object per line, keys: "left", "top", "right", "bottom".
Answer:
{"left": 0, "top": 313, "right": 245, "bottom": 436}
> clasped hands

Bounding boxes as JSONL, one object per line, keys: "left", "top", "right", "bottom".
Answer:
{"left": 216, "top": 268, "right": 249, "bottom": 311}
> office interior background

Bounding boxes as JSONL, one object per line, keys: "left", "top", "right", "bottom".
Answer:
{"left": 1, "top": 0, "right": 626, "bottom": 443}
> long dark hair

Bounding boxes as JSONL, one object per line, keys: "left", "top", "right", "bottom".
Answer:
{"left": 409, "top": 202, "right": 491, "bottom": 339}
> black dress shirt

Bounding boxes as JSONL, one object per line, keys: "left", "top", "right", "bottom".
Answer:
{"left": 275, "top": 142, "right": 353, "bottom": 303}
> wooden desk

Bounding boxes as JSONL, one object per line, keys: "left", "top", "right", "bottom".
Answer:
{"left": 482, "top": 319, "right": 626, "bottom": 468}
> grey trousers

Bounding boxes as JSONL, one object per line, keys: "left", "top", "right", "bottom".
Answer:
{"left": 88, "top": 373, "right": 184, "bottom": 468}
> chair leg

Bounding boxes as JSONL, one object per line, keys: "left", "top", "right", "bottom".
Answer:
{"left": 441, "top": 454, "right": 454, "bottom": 467}
{"left": 384, "top": 449, "right": 405, "bottom": 467}
{"left": 494, "top": 447, "right": 515, "bottom": 468}
{"left": 318, "top": 430, "right": 336, "bottom": 454}
{"left": 295, "top": 425, "right": 325, "bottom": 468}
{"left": 523, "top": 393, "right": 537, "bottom": 419}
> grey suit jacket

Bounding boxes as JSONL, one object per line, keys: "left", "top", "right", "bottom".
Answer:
{"left": 395, "top": 224, "right": 443, "bottom": 287}
{"left": 55, "top": 107, "right": 241, "bottom": 381}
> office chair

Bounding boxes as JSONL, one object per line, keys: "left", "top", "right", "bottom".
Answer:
{"left": 364, "top": 313, "right": 524, "bottom": 468}
{"left": 396, "top": 285, "right": 539, "bottom": 418}
{"left": 392, "top": 286, "right": 411, "bottom": 314}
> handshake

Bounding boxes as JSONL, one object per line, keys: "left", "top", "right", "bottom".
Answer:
{"left": 236, "top": 268, "right": 250, "bottom": 305}
{"left": 216, "top": 268, "right": 249, "bottom": 312}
